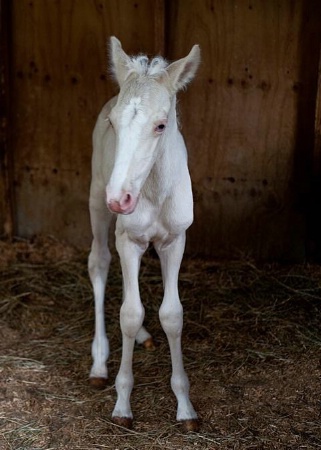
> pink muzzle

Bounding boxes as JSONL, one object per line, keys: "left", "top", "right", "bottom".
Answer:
{"left": 106, "top": 191, "right": 138, "bottom": 215}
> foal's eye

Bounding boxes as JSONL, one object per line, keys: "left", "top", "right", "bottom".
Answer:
{"left": 154, "top": 123, "right": 166, "bottom": 134}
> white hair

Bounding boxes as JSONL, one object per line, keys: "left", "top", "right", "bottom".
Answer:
{"left": 126, "top": 54, "right": 168, "bottom": 78}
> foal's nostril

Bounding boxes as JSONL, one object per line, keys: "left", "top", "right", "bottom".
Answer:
{"left": 119, "top": 192, "right": 133, "bottom": 209}
{"left": 124, "top": 194, "right": 131, "bottom": 205}
{"left": 106, "top": 190, "right": 137, "bottom": 214}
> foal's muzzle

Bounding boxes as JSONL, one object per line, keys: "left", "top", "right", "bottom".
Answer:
{"left": 106, "top": 191, "right": 138, "bottom": 215}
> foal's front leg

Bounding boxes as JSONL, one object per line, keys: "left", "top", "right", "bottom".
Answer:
{"left": 112, "top": 231, "right": 146, "bottom": 428}
{"left": 155, "top": 233, "right": 199, "bottom": 432}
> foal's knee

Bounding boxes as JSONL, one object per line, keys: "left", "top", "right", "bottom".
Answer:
{"left": 120, "top": 301, "right": 145, "bottom": 338}
{"left": 88, "top": 244, "right": 111, "bottom": 278}
{"left": 159, "top": 302, "right": 183, "bottom": 337}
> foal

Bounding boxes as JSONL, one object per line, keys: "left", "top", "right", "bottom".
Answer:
{"left": 88, "top": 37, "right": 200, "bottom": 431}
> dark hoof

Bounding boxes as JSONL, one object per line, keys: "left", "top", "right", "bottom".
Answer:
{"left": 112, "top": 416, "right": 133, "bottom": 429}
{"left": 143, "top": 337, "right": 156, "bottom": 351}
{"left": 181, "top": 418, "right": 200, "bottom": 432}
{"left": 89, "top": 377, "right": 108, "bottom": 390}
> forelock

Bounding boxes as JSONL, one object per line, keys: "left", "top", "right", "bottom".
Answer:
{"left": 126, "top": 54, "right": 168, "bottom": 78}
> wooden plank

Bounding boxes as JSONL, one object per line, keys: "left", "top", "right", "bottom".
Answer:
{"left": 313, "top": 48, "right": 321, "bottom": 178}
{"left": 8, "top": 0, "right": 321, "bottom": 259}
{"left": 10, "top": 0, "right": 164, "bottom": 247}
{"left": 0, "top": 0, "right": 14, "bottom": 238}
{"left": 308, "top": 47, "right": 321, "bottom": 259}
{"left": 154, "top": 0, "right": 165, "bottom": 55}
{"left": 167, "top": 0, "right": 321, "bottom": 259}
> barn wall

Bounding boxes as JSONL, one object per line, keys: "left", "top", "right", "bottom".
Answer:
{"left": 168, "top": 0, "right": 321, "bottom": 259}
{"left": 310, "top": 50, "right": 321, "bottom": 260}
{"left": 0, "top": 0, "right": 14, "bottom": 238}
{"left": 2, "top": 0, "right": 321, "bottom": 259}
{"left": 8, "top": 0, "right": 163, "bottom": 247}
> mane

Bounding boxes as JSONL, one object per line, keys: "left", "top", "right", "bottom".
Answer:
{"left": 126, "top": 54, "right": 169, "bottom": 78}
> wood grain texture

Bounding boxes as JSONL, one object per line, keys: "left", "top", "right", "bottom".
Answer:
{"left": 0, "top": 0, "right": 14, "bottom": 237}
{"left": 313, "top": 49, "right": 321, "bottom": 178}
{"left": 10, "top": 0, "right": 163, "bottom": 246}
{"left": 167, "top": 0, "right": 321, "bottom": 259}
{"left": 5, "top": 0, "right": 321, "bottom": 259}
{"left": 309, "top": 47, "right": 321, "bottom": 259}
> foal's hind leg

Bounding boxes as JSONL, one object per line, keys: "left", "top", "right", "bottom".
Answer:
{"left": 88, "top": 191, "right": 112, "bottom": 388}
{"left": 135, "top": 324, "right": 154, "bottom": 350}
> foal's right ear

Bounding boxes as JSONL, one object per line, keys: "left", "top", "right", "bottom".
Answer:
{"left": 109, "top": 36, "right": 131, "bottom": 87}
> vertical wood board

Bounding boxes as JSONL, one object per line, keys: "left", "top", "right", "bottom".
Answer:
{"left": 5, "top": 0, "right": 321, "bottom": 259}
{"left": 10, "top": 0, "right": 164, "bottom": 246}
{"left": 308, "top": 47, "right": 321, "bottom": 259}
{"left": 168, "top": 0, "right": 321, "bottom": 259}
{"left": 0, "top": 0, "right": 14, "bottom": 237}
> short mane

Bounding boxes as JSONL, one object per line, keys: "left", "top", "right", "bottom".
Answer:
{"left": 126, "top": 54, "right": 168, "bottom": 78}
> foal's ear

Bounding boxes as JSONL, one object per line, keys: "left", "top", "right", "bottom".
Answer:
{"left": 165, "top": 45, "right": 201, "bottom": 93}
{"left": 109, "top": 36, "right": 131, "bottom": 86}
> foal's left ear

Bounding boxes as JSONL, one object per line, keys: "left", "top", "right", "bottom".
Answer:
{"left": 109, "top": 36, "right": 131, "bottom": 86}
{"left": 165, "top": 45, "right": 201, "bottom": 93}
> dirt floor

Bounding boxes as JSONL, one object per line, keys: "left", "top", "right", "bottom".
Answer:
{"left": 0, "top": 236, "right": 321, "bottom": 449}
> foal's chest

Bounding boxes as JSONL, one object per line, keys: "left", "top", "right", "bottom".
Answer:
{"left": 116, "top": 196, "right": 190, "bottom": 247}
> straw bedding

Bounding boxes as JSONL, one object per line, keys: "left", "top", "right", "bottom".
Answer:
{"left": 0, "top": 236, "right": 321, "bottom": 449}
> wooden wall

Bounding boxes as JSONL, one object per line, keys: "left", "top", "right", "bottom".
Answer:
{"left": 1, "top": 0, "right": 321, "bottom": 259}
{"left": 0, "top": 0, "right": 14, "bottom": 237}
{"left": 7, "top": 0, "right": 164, "bottom": 247}
{"left": 167, "top": 0, "right": 321, "bottom": 259}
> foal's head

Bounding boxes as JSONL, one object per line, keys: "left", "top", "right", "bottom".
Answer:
{"left": 106, "top": 37, "right": 200, "bottom": 215}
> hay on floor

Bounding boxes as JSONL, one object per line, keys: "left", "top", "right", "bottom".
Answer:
{"left": 1, "top": 236, "right": 321, "bottom": 449}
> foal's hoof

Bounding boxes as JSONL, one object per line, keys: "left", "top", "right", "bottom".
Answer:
{"left": 89, "top": 377, "right": 108, "bottom": 390}
{"left": 143, "top": 337, "right": 156, "bottom": 351}
{"left": 181, "top": 418, "right": 200, "bottom": 432}
{"left": 112, "top": 416, "right": 133, "bottom": 429}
